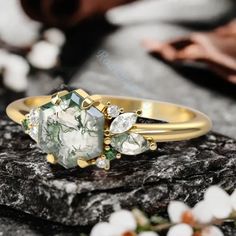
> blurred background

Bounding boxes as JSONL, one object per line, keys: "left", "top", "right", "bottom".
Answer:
{"left": 0, "top": 0, "right": 236, "bottom": 138}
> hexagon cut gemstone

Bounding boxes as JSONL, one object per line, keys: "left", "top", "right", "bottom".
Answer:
{"left": 38, "top": 91, "right": 105, "bottom": 168}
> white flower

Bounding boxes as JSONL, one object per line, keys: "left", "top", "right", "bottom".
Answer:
{"left": 3, "top": 54, "right": 30, "bottom": 92}
{"left": 109, "top": 210, "right": 137, "bottom": 232}
{"left": 138, "top": 232, "right": 159, "bottom": 236}
{"left": 192, "top": 201, "right": 213, "bottom": 224}
{"left": 44, "top": 28, "right": 66, "bottom": 47}
{"left": 201, "top": 226, "right": 224, "bottom": 236}
{"left": 1, "top": 52, "right": 29, "bottom": 92}
{"left": 27, "top": 41, "right": 60, "bottom": 69}
{"left": 168, "top": 201, "right": 190, "bottom": 223}
{"left": 90, "top": 222, "right": 118, "bottom": 236}
{"left": 0, "top": 0, "right": 40, "bottom": 47}
{"left": 167, "top": 223, "right": 193, "bottom": 236}
{"left": 90, "top": 210, "right": 137, "bottom": 236}
{"left": 230, "top": 189, "right": 236, "bottom": 211}
{"left": 204, "top": 186, "right": 232, "bottom": 219}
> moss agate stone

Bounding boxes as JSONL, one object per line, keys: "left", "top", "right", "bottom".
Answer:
{"left": 38, "top": 91, "right": 105, "bottom": 168}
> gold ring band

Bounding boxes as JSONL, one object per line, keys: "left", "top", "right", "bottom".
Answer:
{"left": 6, "top": 89, "right": 212, "bottom": 170}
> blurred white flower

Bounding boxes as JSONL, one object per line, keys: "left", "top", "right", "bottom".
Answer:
{"left": 0, "top": 0, "right": 40, "bottom": 47}
{"left": 4, "top": 54, "right": 29, "bottom": 92}
{"left": 109, "top": 210, "right": 137, "bottom": 232}
{"left": 44, "top": 28, "right": 66, "bottom": 47}
{"left": 90, "top": 210, "right": 159, "bottom": 236}
{"left": 166, "top": 186, "right": 232, "bottom": 236}
{"left": 168, "top": 201, "right": 190, "bottom": 223}
{"left": 90, "top": 210, "right": 137, "bottom": 236}
{"left": 0, "top": 50, "right": 29, "bottom": 92}
{"left": 201, "top": 226, "right": 224, "bottom": 236}
{"left": 27, "top": 41, "right": 60, "bottom": 69}
{"left": 106, "top": 0, "right": 233, "bottom": 26}
{"left": 204, "top": 186, "right": 232, "bottom": 219}
{"left": 167, "top": 223, "right": 193, "bottom": 236}
{"left": 230, "top": 189, "right": 236, "bottom": 211}
{"left": 192, "top": 200, "right": 213, "bottom": 224}
{"left": 90, "top": 222, "right": 118, "bottom": 236}
{"left": 90, "top": 185, "right": 236, "bottom": 236}
{"left": 168, "top": 186, "right": 235, "bottom": 226}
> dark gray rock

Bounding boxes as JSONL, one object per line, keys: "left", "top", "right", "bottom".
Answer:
{"left": 0, "top": 205, "right": 89, "bottom": 236}
{"left": 0, "top": 116, "right": 236, "bottom": 227}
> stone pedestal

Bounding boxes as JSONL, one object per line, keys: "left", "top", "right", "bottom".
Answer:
{"left": 0, "top": 116, "right": 236, "bottom": 228}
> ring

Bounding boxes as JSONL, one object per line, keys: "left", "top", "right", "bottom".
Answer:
{"left": 6, "top": 89, "right": 212, "bottom": 170}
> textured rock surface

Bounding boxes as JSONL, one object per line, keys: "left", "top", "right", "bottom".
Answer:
{"left": 0, "top": 115, "right": 236, "bottom": 228}
{"left": 0, "top": 206, "right": 89, "bottom": 236}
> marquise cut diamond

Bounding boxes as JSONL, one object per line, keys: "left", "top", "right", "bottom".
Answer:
{"left": 110, "top": 112, "right": 137, "bottom": 134}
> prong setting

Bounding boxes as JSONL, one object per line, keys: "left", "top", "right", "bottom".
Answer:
{"left": 148, "top": 139, "right": 158, "bottom": 151}
{"left": 51, "top": 93, "right": 62, "bottom": 105}
{"left": 136, "top": 109, "right": 142, "bottom": 116}
{"left": 81, "top": 96, "right": 96, "bottom": 110}
{"left": 77, "top": 159, "right": 90, "bottom": 168}
{"left": 47, "top": 154, "right": 57, "bottom": 164}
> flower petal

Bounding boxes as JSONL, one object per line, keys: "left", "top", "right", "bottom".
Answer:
{"left": 201, "top": 226, "right": 224, "bottom": 236}
{"left": 204, "top": 186, "right": 232, "bottom": 219}
{"left": 167, "top": 224, "right": 193, "bottom": 236}
{"left": 27, "top": 41, "right": 59, "bottom": 69}
{"left": 230, "top": 189, "right": 236, "bottom": 211}
{"left": 192, "top": 201, "right": 213, "bottom": 224}
{"left": 44, "top": 28, "right": 66, "bottom": 47}
{"left": 168, "top": 201, "right": 190, "bottom": 223}
{"left": 109, "top": 210, "right": 137, "bottom": 232}
{"left": 90, "top": 222, "right": 117, "bottom": 236}
{"left": 3, "top": 54, "right": 29, "bottom": 92}
{"left": 139, "top": 232, "right": 159, "bottom": 236}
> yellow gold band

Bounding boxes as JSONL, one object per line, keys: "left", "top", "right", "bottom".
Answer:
{"left": 6, "top": 90, "right": 212, "bottom": 142}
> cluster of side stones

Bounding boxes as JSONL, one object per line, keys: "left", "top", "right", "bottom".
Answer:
{"left": 95, "top": 104, "right": 150, "bottom": 169}
{"left": 107, "top": 106, "right": 149, "bottom": 155}
{"left": 22, "top": 108, "right": 40, "bottom": 142}
{"left": 21, "top": 93, "right": 151, "bottom": 170}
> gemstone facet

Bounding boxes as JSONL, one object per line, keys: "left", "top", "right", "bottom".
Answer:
{"left": 111, "top": 132, "right": 149, "bottom": 155}
{"left": 110, "top": 112, "right": 137, "bottom": 134}
{"left": 38, "top": 91, "right": 105, "bottom": 169}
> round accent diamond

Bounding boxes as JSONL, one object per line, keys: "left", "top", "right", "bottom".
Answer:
{"left": 96, "top": 158, "right": 110, "bottom": 169}
{"left": 107, "top": 105, "right": 120, "bottom": 118}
